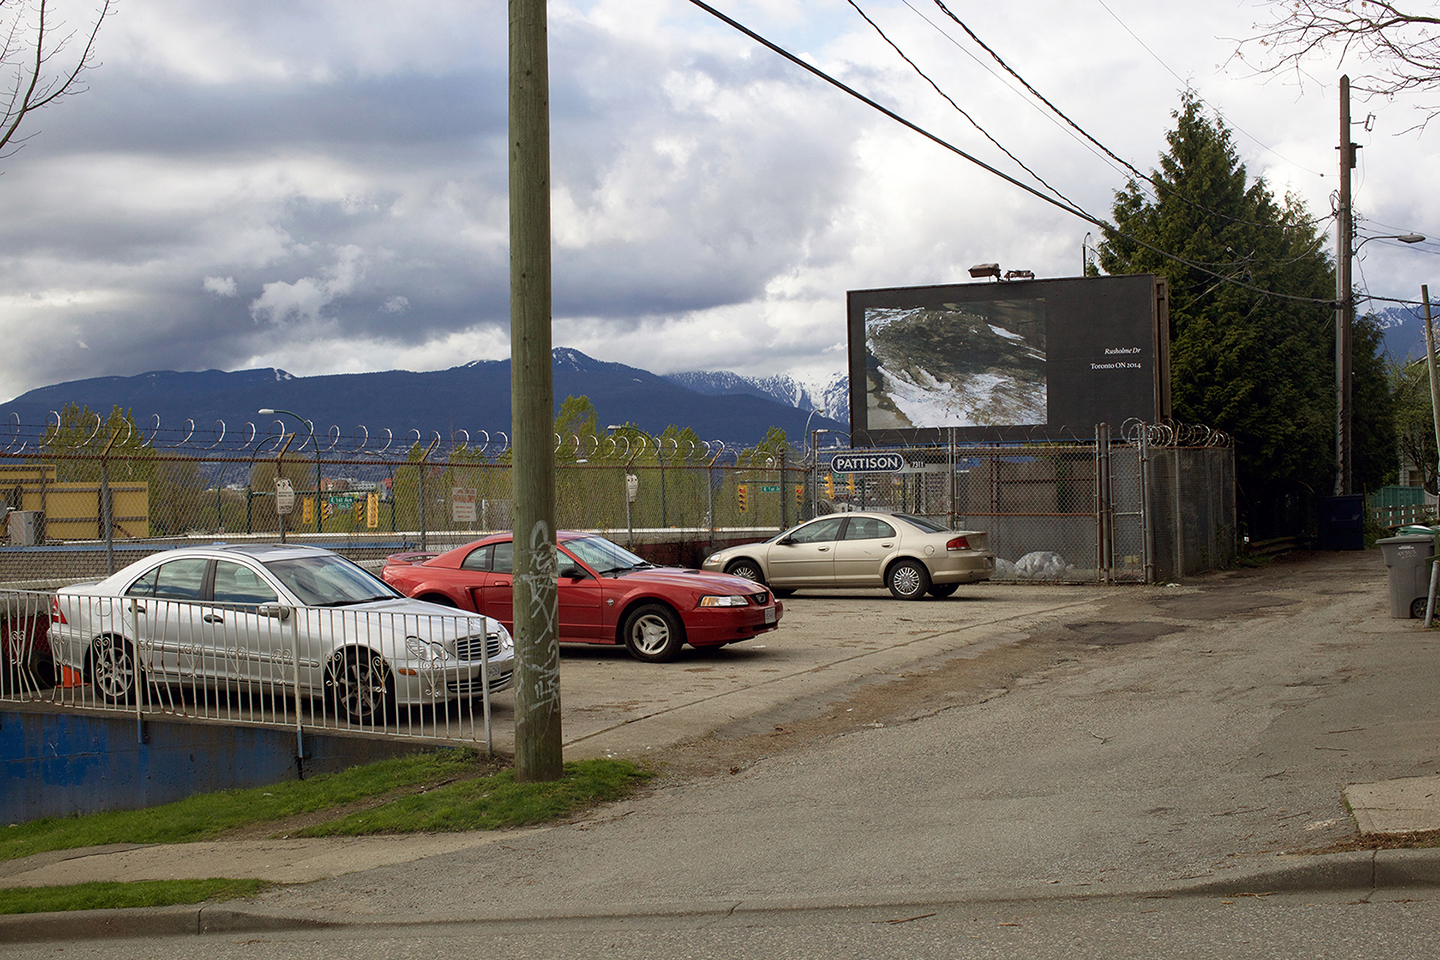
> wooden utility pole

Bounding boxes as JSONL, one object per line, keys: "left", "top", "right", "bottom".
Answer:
{"left": 1424, "top": 286, "right": 1440, "bottom": 479}
{"left": 1335, "top": 75, "right": 1357, "bottom": 496}
{"left": 510, "top": 0, "right": 563, "bottom": 781}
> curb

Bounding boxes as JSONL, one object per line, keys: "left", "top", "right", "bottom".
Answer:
{"left": 4, "top": 849, "right": 1439, "bottom": 943}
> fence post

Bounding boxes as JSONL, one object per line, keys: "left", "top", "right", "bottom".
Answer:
{"left": 948, "top": 428, "right": 957, "bottom": 528}
{"left": 779, "top": 448, "right": 788, "bottom": 530}
{"left": 419, "top": 462, "right": 428, "bottom": 552}
{"left": 100, "top": 424, "right": 123, "bottom": 575}
{"left": 1174, "top": 444, "right": 1184, "bottom": 580}
{"left": 480, "top": 616, "right": 492, "bottom": 757}
{"left": 1140, "top": 432, "right": 1154, "bottom": 584}
{"left": 129, "top": 599, "right": 146, "bottom": 744}
{"left": 1095, "top": 423, "right": 1112, "bottom": 584}
{"left": 290, "top": 608, "right": 305, "bottom": 774}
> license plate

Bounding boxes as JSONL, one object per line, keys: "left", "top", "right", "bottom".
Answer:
{"left": 764, "top": 607, "right": 776, "bottom": 624}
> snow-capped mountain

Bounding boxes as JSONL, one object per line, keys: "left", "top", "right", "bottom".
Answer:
{"left": 664, "top": 370, "right": 850, "bottom": 427}
{"left": 1373, "top": 304, "right": 1430, "bottom": 360}
{"left": 0, "top": 351, "right": 845, "bottom": 446}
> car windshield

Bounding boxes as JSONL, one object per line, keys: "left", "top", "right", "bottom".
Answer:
{"left": 894, "top": 513, "right": 948, "bottom": 534}
{"left": 263, "top": 555, "right": 402, "bottom": 607}
{"left": 564, "top": 536, "right": 650, "bottom": 576}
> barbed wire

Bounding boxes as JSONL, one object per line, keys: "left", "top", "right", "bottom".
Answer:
{"left": 0, "top": 412, "right": 761, "bottom": 466}
{"left": 1121, "top": 418, "right": 1232, "bottom": 448}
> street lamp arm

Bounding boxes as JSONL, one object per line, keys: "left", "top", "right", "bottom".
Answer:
{"left": 1354, "top": 233, "right": 1426, "bottom": 254}
{"left": 259, "top": 407, "right": 323, "bottom": 531}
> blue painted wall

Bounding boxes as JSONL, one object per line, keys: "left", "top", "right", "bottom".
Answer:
{"left": 1, "top": 708, "right": 430, "bottom": 823}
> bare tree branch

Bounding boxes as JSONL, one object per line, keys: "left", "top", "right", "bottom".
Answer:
{"left": 1235, "top": 1, "right": 1440, "bottom": 125}
{"left": 0, "top": 0, "right": 113, "bottom": 159}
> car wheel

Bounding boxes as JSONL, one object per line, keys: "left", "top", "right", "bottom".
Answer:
{"left": 725, "top": 559, "right": 766, "bottom": 584}
{"left": 1412, "top": 596, "right": 1431, "bottom": 620}
{"left": 927, "top": 583, "right": 959, "bottom": 598}
{"left": 887, "top": 560, "right": 931, "bottom": 600}
{"left": 621, "top": 603, "right": 685, "bottom": 663}
{"left": 326, "top": 648, "right": 394, "bottom": 724}
{"left": 90, "top": 634, "right": 140, "bottom": 704}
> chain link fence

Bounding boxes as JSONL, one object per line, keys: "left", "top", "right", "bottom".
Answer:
{"left": 0, "top": 415, "right": 1232, "bottom": 586}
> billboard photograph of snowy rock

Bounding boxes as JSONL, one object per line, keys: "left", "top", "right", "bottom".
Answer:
{"left": 863, "top": 299, "right": 1047, "bottom": 430}
{"left": 847, "top": 274, "right": 1170, "bottom": 444}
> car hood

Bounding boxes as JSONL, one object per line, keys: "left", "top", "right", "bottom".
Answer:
{"left": 615, "top": 566, "right": 767, "bottom": 594}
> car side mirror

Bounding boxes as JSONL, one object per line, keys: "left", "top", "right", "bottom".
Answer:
{"left": 778, "top": 536, "right": 795, "bottom": 546}
{"left": 559, "top": 563, "right": 587, "bottom": 580}
{"left": 257, "top": 604, "right": 292, "bottom": 621}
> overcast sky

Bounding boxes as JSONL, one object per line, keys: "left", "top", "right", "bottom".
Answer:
{"left": 2, "top": 0, "right": 1436, "bottom": 403}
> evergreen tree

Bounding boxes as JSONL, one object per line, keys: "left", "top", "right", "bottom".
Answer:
{"left": 1098, "top": 95, "right": 1344, "bottom": 530}
{"left": 1352, "top": 316, "right": 1397, "bottom": 491}
{"left": 1392, "top": 356, "right": 1436, "bottom": 493}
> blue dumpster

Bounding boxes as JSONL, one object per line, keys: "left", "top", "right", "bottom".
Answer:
{"left": 1318, "top": 494, "right": 1365, "bottom": 551}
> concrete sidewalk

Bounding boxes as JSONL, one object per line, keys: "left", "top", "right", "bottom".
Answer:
{"left": 5, "top": 550, "right": 1440, "bottom": 941}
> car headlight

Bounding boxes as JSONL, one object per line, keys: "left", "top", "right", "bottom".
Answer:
{"left": 489, "top": 622, "right": 514, "bottom": 651}
{"left": 699, "top": 595, "right": 749, "bottom": 607}
{"left": 704, "top": 553, "right": 725, "bottom": 565}
{"left": 405, "top": 636, "right": 449, "bottom": 661}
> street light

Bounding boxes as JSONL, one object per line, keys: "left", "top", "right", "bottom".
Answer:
{"left": 259, "top": 408, "right": 322, "bottom": 534}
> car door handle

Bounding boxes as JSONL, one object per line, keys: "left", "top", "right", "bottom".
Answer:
{"left": 203, "top": 614, "right": 225, "bottom": 624}
{"left": 880, "top": 542, "right": 894, "bottom": 547}
{"left": 817, "top": 546, "right": 830, "bottom": 552}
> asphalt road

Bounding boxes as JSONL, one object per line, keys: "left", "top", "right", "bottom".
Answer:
{"left": 7, "top": 891, "right": 1440, "bottom": 959}
{"left": 9, "top": 549, "right": 1440, "bottom": 957}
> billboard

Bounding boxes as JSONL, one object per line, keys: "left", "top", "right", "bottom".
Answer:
{"left": 847, "top": 274, "right": 1169, "bottom": 444}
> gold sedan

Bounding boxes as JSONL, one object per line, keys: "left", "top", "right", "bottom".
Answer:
{"left": 702, "top": 511, "right": 994, "bottom": 600}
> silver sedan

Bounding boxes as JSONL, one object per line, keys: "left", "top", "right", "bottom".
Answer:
{"left": 48, "top": 542, "right": 515, "bottom": 723}
{"left": 702, "top": 511, "right": 994, "bottom": 600}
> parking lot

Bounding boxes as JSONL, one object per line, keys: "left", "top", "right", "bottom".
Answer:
{"left": 491, "top": 580, "right": 1124, "bottom": 761}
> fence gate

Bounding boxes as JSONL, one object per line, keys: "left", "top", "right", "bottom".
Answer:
{"left": 813, "top": 431, "right": 1234, "bottom": 584}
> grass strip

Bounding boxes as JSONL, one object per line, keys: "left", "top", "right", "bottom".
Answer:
{"left": 0, "top": 878, "right": 267, "bottom": 915}
{"left": 3, "top": 753, "right": 651, "bottom": 863}
{"left": 297, "top": 758, "right": 652, "bottom": 835}
{"left": 1, "top": 748, "right": 497, "bottom": 862}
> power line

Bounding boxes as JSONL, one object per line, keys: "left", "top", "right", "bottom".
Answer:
{"left": 929, "top": 0, "right": 1152, "bottom": 188}
{"left": 844, "top": 0, "right": 1073, "bottom": 206}
{"left": 895, "top": 0, "right": 1140, "bottom": 189}
{"left": 681, "top": 0, "right": 1339, "bottom": 307}
{"left": 924, "top": 0, "right": 1330, "bottom": 232}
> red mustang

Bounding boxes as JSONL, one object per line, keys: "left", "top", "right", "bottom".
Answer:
{"left": 382, "top": 532, "right": 782, "bottom": 662}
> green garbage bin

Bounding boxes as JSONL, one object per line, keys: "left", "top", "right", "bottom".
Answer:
{"left": 1378, "top": 534, "right": 1437, "bottom": 619}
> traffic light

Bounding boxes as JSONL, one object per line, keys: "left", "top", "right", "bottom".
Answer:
{"left": 846, "top": 474, "right": 856, "bottom": 494}
{"left": 823, "top": 474, "right": 835, "bottom": 498}
{"left": 737, "top": 484, "right": 748, "bottom": 513}
{"left": 353, "top": 497, "right": 365, "bottom": 523}
{"left": 795, "top": 484, "right": 804, "bottom": 506}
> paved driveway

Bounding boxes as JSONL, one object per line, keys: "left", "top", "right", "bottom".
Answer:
{"left": 512, "top": 580, "right": 1119, "bottom": 758}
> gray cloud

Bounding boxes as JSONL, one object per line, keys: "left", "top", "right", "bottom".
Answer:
{"left": 0, "top": 0, "right": 1434, "bottom": 400}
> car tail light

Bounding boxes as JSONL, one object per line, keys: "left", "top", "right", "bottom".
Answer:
{"left": 946, "top": 536, "right": 971, "bottom": 551}
{"left": 51, "top": 595, "right": 67, "bottom": 624}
